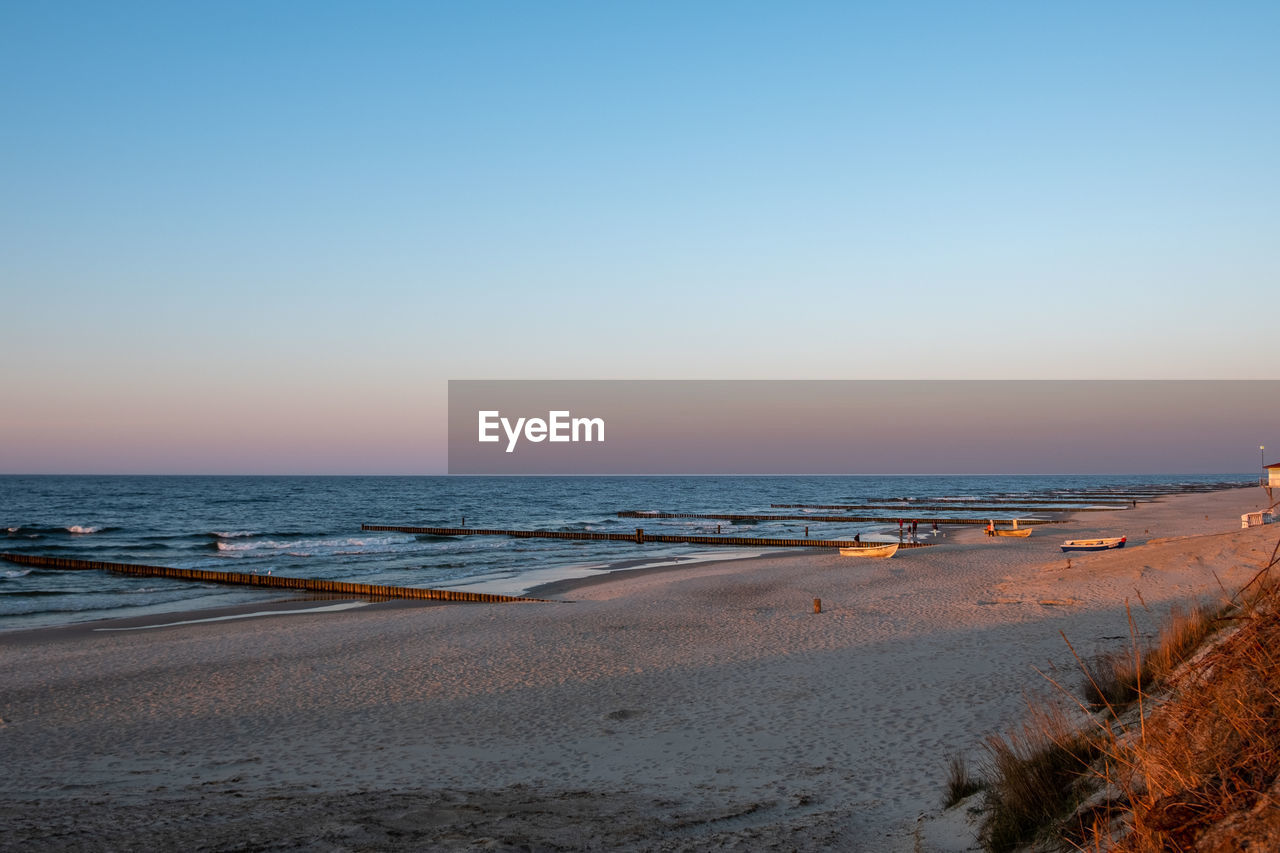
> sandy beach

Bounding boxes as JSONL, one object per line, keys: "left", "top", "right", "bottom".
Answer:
{"left": 2, "top": 488, "right": 1275, "bottom": 851}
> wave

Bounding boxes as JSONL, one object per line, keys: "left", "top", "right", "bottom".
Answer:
{"left": 3, "top": 569, "right": 32, "bottom": 578}
{"left": 206, "top": 529, "right": 330, "bottom": 540}
{"left": 214, "top": 534, "right": 419, "bottom": 556}
{"left": 5, "top": 524, "right": 118, "bottom": 537}
{"left": 109, "top": 542, "right": 174, "bottom": 552}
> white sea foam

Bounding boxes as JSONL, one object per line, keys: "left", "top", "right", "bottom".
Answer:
{"left": 212, "top": 530, "right": 256, "bottom": 539}
{"left": 67, "top": 525, "right": 102, "bottom": 534}
{"left": 215, "top": 534, "right": 418, "bottom": 555}
{"left": 4, "top": 569, "right": 32, "bottom": 578}
{"left": 457, "top": 549, "right": 777, "bottom": 596}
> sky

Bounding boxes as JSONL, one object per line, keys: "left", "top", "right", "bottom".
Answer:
{"left": 2, "top": 2, "right": 1277, "bottom": 474}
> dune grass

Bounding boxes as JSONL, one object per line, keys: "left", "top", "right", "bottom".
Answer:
{"left": 1116, "top": 588, "right": 1280, "bottom": 850}
{"left": 1078, "top": 601, "right": 1227, "bottom": 715}
{"left": 977, "top": 705, "right": 1104, "bottom": 852}
{"left": 957, "top": 537, "right": 1280, "bottom": 850}
{"left": 944, "top": 753, "right": 985, "bottom": 808}
{"left": 969, "top": 575, "right": 1280, "bottom": 850}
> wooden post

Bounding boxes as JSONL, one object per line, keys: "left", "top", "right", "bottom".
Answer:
{"left": 813, "top": 598, "right": 821, "bottom": 613}
{"left": 805, "top": 525, "right": 809, "bottom": 538}
{"left": 636, "top": 527, "right": 644, "bottom": 544}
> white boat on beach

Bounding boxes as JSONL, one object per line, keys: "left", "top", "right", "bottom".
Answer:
{"left": 1060, "top": 536, "right": 1126, "bottom": 552}
{"left": 838, "top": 543, "right": 899, "bottom": 558}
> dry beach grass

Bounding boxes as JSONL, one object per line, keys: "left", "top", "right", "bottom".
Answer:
{"left": 970, "top": 514, "right": 1280, "bottom": 851}
{"left": 1, "top": 489, "right": 1274, "bottom": 851}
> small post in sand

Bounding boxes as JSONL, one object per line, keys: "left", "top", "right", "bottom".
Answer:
{"left": 813, "top": 598, "right": 821, "bottom": 614}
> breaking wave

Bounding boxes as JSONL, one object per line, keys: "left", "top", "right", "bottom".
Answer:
{"left": 214, "top": 534, "right": 419, "bottom": 556}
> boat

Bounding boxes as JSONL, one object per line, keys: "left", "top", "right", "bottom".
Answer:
{"left": 838, "top": 543, "right": 899, "bottom": 558}
{"left": 986, "top": 519, "right": 1030, "bottom": 537}
{"left": 1060, "top": 536, "right": 1126, "bottom": 552}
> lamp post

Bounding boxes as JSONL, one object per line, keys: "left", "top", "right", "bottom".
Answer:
{"left": 1263, "top": 445, "right": 1267, "bottom": 469}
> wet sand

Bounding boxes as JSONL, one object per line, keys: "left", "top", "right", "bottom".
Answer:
{"left": 1, "top": 488, "right": 1274, "bottom": 851}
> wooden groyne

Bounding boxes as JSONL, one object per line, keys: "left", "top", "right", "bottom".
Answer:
{"left": 613, "top": 511, "right": 1053, "bottom": 526}
{"left": 361, "top": 524, "right": 933, "bottom": 550}
{"left": 1060, "top": 483, "right": 1248, "bottom": 496}
{"left": 0, "top": 553, "right": 552, "bottom": 604}
{"left": 768, "top": 499, "right": 1121, "bottom": 504}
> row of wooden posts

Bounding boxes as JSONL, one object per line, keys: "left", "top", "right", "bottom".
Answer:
{"left": 614, "top": 510, "right": 1051, "bottom": 526}
{"left": 767, "top": 502, "right": 1121, "bottom": 513}
{"left": 0, "top": 553, "right": 553, "bottom": 604}
{"left": 360, "top": 523, "right": 935, "bottom": 549}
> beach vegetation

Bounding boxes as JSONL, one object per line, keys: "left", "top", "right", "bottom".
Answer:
{"left": 971, "top": 551, "right": 1280, "bottom": 851}
{"left": 944, "top": 753, "right": 985, "bottom": 808}
{"left": 977, "top": 704, "right": 1103, "bottom": 852}
{"left": 1078, "top": 601, "right": 1229, "bottom": 715}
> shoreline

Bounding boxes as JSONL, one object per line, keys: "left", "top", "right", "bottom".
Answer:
{"left": 0, "top": 487, "right": 1217, "bottom": 639}
{"left": 0, "top": 507, "right": 1070, "bottom": 638}
{"left": 2, "top": 486, "right": 1274, "bottom": 850}
{"left": 2, "top": 481, "right": 1252, "bottom": 638}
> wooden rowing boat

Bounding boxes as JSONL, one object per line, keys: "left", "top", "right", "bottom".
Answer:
{"left": 838, "top": 543, "right": 899, "bottom": 558}
{"left": 1060, "top": 536, "right": 1126, "bottom": 552}
{"left": 994, "top": 528, "right": 1032, "bottom": 538}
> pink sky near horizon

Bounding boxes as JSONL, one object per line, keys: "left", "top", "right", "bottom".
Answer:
{"left": 3, "top": 381, "right": 1274, "bottom": 475}
{"left": 445, "top": 381, "right": 1278, "bottom": 477}
{"left": 2, "top": 376, "right": 1269, "bottom": 471}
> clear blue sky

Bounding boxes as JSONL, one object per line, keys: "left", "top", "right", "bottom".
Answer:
{"left": 2, "top": 2, "right": 1276, "bottom": 473}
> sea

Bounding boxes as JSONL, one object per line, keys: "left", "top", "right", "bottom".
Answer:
{"left": 0, "top": 474, "right": 1252, "bottom": 631}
